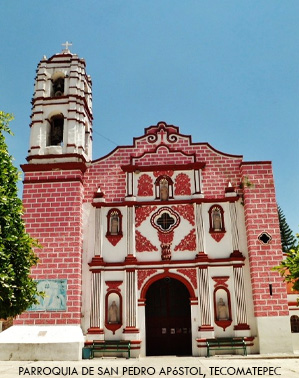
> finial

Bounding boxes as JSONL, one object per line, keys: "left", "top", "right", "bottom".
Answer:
{"left": 61, "top": 41, "right": 72, "bottom": 53}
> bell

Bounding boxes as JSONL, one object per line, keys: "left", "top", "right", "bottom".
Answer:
{"left": 53, "top": 78, "right": 64, "bottom": 97}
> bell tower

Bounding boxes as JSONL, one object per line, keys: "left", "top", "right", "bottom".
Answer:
{"left": 8, "top": 44, "right": 94, "bottom": 360}
{"left": 28, "top": 42, "right": 93, "bottom": 163}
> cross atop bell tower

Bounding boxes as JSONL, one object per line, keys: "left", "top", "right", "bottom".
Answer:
{"left": 27, "top": 45, "right": 93, "bottom": 163}
{"left": 61, "top": 41, "right": 72, "bottom": 53}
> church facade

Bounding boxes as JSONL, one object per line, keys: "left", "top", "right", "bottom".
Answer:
{"left": 0, "top": 47, "right": 296, "bottom": 360}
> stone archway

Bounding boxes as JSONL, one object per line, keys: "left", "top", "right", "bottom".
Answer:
{"left": 145, "top": 277, "right": 192, "bottom": 356}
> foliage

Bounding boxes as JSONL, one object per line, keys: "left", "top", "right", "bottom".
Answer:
{"left": 278, "top": 205, "right": 296, "bottom": 253}
{"left": 273, "top": 233, "right": 299, "bottom": 296}
{"left": 0, "top": 111, "right": 41, "bottom": 319}
{"left": 240, "top": 175, "right": 254, "bottom": 189}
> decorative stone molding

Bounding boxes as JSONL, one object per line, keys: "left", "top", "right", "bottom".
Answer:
{"left": 174, "top": 229, "right": 196, "bottom": 251}
{"left": 177, "top": 268, "right": 197, "bottom": 289}
{"left": 174, "top": 173, "right": 191, "bottom": 195}
{"left": 137, "top": 174, "right": 153, "bottom": 196}
{"left": 135, "top": 230, "right": 158, "bottom": 252}
{"left": 135, "top": 205, "right": 157, "bottom": 227}
{"left": 138, "top": 269, "right": 158, "bottom": 290}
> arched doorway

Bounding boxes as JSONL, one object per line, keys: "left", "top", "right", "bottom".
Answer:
{"left": 145, "top": 277, "right": 192, "bottom": 356}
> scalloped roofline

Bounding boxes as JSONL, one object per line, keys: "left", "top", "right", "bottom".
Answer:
{"left": 92, "top": 121, "right": 243, "bottom": 164}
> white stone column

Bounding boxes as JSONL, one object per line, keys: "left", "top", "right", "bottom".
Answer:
{"left": 94, "top": 208, "right": 103, "bottom": 256}
{"left": 233, "top": 266, "right": 250, "bottom": 331}
{"left": 198, "top": 268, "right": 213, "bottom": 331}
{"left": 89, "top": 272, "right": 100, "bottom": 328}
{"left": 87, "top": 271, "right": 104, "bottom": 339}
{"left": 127, "top": 206, "right": 136, "bottom": 257}
{"left": 123, "top": 269, "right": 139, "bottom": 336}
{"left": 127, "top": 172, "right": 133, "bottom": 197}
{"left": 195, "top": 204, "right": 205, "bottom": 254}
{"left": 229, "top": 202, "right": 240, "bottom": 253}
{"left": 194, "top": 169, "right": 201, "bottom": 194}
{"left": 87, "top": 208, "right": 104, "bottom": 339}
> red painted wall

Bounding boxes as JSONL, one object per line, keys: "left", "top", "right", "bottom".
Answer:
{"left": 15, "top": 169, "right": 84, "bottom": 325}
{"left": 241, "top": 162, "right": 288, "bottom": 317}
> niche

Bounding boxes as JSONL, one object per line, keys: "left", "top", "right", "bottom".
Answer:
{"left": 212, "top": 278, "right": 232, "bottom": 331}
{"left": 209, "top": 205, "right": 226, "bottom": 242}
{"left": 106, "top": 209, "right": 123, "bottom": 246}
{"left": 155, "top": 175, "right": 173, "bottom": 201}
{"left": 105, "top": 291, "right": 122, "bottom": 334}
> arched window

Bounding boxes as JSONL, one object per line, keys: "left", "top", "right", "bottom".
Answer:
{"left": 52, "top": 76, "right": 65, "bottom": 97}
{"left": 47, "top": 114, "right": 64, "bottom": 146}
{"left": 106, "top": 209, "right": 122, "bottom": 236}
{"left": 155, "top": 175, "right": 173, "bottom": 201}
{"left": 208, "top": 205, "right": 225, "bottom": 233}
{"left": 290, "top": 315, "right": 299, "bottom": 333}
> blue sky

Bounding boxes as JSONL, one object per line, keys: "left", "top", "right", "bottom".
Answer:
{"left": 1, "top": 0, "right": 298, "bottom": 233}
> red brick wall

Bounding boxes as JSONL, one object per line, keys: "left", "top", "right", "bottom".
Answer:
{"left": 84, "top": 136, "right": 243, "bottom": 203}
{"left": 241, "top": 162, "right": 289, "bottom": 317}
{"left": 15, "top": 169, "right": 84, "bottom": 325}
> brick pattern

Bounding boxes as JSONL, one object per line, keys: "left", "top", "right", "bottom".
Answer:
{"left": 241, "top": 163, "right": 289, "bottom": 317}
{"left": 84, "top": 127, "right": 243, "bottom": 203}
{"left": 15, "top": 169, "right": 84, "bottom": 325}
{"left": 133, "top": 145, "right": 194, "bottom": 166}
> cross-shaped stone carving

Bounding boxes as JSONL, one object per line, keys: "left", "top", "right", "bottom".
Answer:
{"left": 158, "top": 128, "right": 167, "bottom": 142}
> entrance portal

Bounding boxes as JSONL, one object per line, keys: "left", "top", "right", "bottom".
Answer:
{"left": 145, "top": 277, "right": 192, "bottom": 356}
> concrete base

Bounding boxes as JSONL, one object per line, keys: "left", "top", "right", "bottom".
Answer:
{"left": 0, "top": 325, "right": 84, "bottom": 361}
{"left": 256, "top": 316, "right": 293, "bottom": 354}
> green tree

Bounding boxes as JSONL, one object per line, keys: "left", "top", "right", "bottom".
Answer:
{"left": 273, "top": 233, "right": 299, "bottom": 294}
{"left": 0, "top": 111, "right": 41, "bottom": 319}
{"left": 278, "top": 205, "right": 296, "bottom": 253}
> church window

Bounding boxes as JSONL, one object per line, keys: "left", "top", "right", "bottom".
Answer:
{"left": 209, "top": 205, "right": 225, "bottom": 233}
{"left": 52, "top": 76, "right": 64, "bottom": 97}
{"left": 47, "top": 114, "right": 64, "bottom": 146}
{"left": 150, "top": 207, "right": 180, "bottom": 234}
{"left": 290, "top": 315, "right": 299, "bottom": 333}
{"left": 156, "top": 212, "right": 175, "bottom": 231}
{"left": 106, "top": 209, "right": 122, "bottom": 236}
{"left": 155, "top": 176, "right": 173, "bottom": 201}
{"left": 258, "top": 232, "right": 272, "bottom": 245}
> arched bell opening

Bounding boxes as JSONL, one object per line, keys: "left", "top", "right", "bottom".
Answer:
{"left": 46, "top": 114, "right": 64, "bottom": 147}
{"left": 51, "top": 74, "right": 65, "bottom": 97}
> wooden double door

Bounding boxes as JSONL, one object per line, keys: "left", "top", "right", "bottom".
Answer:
{"left": 145, "top": 277, "right": 192, "bottom": 356}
